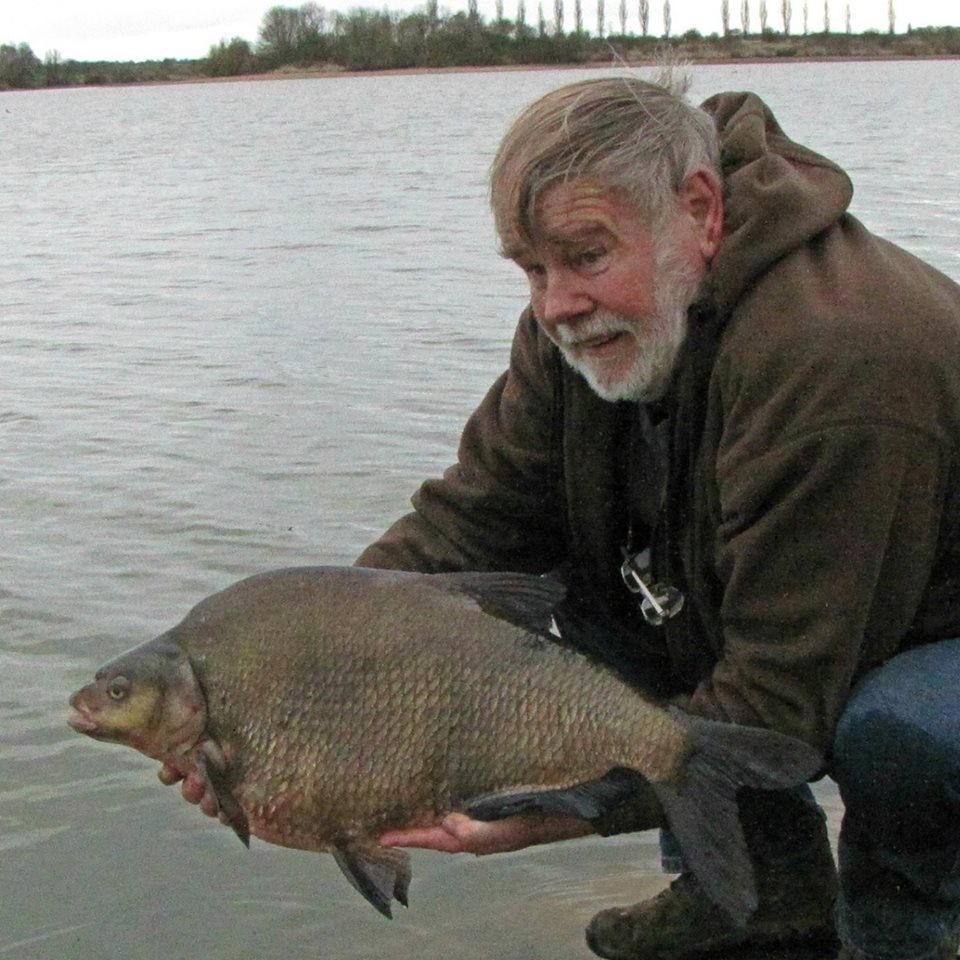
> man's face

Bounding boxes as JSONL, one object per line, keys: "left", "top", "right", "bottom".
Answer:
{"left": 504, "top": 180, "right": 706, "bottom": 402}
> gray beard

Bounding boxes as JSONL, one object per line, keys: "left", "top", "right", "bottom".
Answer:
{"left": 556, "top": 239, "right": 704, "bottom": 403}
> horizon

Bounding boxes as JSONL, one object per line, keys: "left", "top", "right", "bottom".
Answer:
{"left": 5, "top": 0, "right": 959, "bottom": 63}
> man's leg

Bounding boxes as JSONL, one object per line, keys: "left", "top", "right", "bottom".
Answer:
{"left": 586, "top": 785, "right": 838, "bottom": 960}
{"left": 832, "top": 639, "right": 960, "bottom": 960}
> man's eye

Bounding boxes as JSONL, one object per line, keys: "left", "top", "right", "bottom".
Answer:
{"left": 521, "top": 263, "right": 547, "bottom": 285}
{"left": 574, "top": 248, "right": 607, "bottom": 271}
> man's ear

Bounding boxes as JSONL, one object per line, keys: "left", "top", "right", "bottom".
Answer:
{"left": 677, "top": 167, "right": 724, "bottom": 262}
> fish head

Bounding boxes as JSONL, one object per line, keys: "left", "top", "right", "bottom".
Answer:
{"left": 68, "top": 634, "right": 208, "bottom": 763}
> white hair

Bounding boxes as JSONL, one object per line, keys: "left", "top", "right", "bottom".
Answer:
{"left": 489, "top": 74, "right": 719, "bottom": 245}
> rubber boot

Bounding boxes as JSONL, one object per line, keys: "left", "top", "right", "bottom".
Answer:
{"left": 586, "top": 788, "right": 839, "bottom": 960}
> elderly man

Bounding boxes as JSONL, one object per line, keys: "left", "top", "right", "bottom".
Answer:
{"left": 171, "top": 77, "right": 960, "bottom": 960}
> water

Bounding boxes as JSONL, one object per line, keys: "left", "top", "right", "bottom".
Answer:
{"left": 2, "top": 60, "right": 958, "bottom": 959}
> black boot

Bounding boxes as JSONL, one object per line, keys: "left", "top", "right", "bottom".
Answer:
{"left": 586, "top": 789, "right": 839, "bottom": 960}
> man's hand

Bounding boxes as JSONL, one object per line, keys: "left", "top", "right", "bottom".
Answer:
{"left": 380, "top": 811, "right": 593, "bottom": 855}
{"left": 158, "top": 763, "right": 220, "bottom": 819}
{"left": 160, "top": 760, "right": 594, "bottom": 854}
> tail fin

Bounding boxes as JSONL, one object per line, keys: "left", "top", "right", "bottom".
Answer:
{"left": 651, "top": 710, "right": 822, "bottom": 926}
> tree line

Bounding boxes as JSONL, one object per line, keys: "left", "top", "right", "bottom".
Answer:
{"left": 2, "top": 3, "right": 958, "bottom": 90}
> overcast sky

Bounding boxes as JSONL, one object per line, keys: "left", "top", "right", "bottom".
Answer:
{"left": 5, "top": 0, "right": 958, "bottom": 62}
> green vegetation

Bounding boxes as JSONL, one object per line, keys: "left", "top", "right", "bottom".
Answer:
{"left": 2, "top": 4, "right": 958, "bottom": 90}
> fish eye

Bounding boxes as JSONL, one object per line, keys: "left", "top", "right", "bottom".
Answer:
{"left": 107, "top": 676, "right": 131, "bottom": 701}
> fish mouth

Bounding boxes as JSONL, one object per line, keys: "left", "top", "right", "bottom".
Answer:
{"left": 67, "top": 703, "right": 99, "bottom": 734}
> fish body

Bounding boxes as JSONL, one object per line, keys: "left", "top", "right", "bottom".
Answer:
{"left": 68, "top": 566, "right": 820, "bottom": 921}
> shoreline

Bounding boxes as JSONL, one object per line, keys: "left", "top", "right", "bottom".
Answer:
{"left": 46, "top": 52, "right": 959, "bottom": 90}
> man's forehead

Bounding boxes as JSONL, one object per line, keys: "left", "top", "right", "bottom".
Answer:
{"left": 503, "top": 180, "right": 628, "bottom": 258}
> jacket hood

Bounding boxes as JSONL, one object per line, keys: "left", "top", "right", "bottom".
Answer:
{"left": 699, "top": 92, "right": 854, "bottom": 316}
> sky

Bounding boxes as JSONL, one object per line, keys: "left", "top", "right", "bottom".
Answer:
{"left": 5, "top": 0, "right": 958, "bottom": 62}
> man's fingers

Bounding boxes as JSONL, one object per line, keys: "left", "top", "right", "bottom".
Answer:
{"left": 379, "top": 812, "right": 591, "bottom": 855}
{"left": 199, "top": 790, "right": 221, "bottom": 818}
{"left": 158, "top": 764, "right": 220, "bottom": 818}
{"left": 157, "top": 763, "right": 184, "bottom": 787}
{"left": 180, "top": 772, "right": 210, "bottom": 808}
{"left": 380, "top": 824, "right": 468, "bottom": 852}
{"left": 182, "top": 772, "right": 220, "bottom": 818}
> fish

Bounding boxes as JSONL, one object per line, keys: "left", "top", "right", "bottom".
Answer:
{"left": 67, "top": 565, "right": 821, "bottom": 923}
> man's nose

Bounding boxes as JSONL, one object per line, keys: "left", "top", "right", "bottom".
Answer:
{"left": 535, "top": 270, "right": 593, "bottom": 332}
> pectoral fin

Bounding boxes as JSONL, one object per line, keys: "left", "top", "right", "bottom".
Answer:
{"left": 195, "top": 741, "right": 250, "bottom": 848}
{"left": 433, "top": 571, "right": 565, "bottom": 637}
{"left": 465, "top": 768, "right": 645, "bottom": 821}
{"left": 332, "top": 843, "right": 411, "bottom": 919}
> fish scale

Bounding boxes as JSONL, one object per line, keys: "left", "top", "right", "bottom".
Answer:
{"left": 68, "top": 565, "right": 822, "bottom": 925}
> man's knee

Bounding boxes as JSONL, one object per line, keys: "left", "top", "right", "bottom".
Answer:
{"left": 833, "top": 704, "right": 929, "bottom": 808}
{"left": 833, "top": 672, "right": 960, "bottom": 829}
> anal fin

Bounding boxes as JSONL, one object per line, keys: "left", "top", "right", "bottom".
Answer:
{"left": 332, "top": 843, "right": 411, "bottom": 919}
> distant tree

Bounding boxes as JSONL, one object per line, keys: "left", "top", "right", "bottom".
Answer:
{"left": 496, "top": 0, "right": 505, "bottom": 21}
{"left": 429, "top": 10, "right": 491, "bottom": 65}
{"left": 299, "top": 2, "right": 327, "bottom": 36}
{"left": 619, "top": 0, "right": 628, "bottom": 34}
{"left": 43, "top": 49, "right": 63, "bottom": 85}
{"left": 206, "top": 37, "right": 256, "bottom": 75}
{"left": 740, "top": 0, "right": 750, "bottom": 33}
{"left": 518, "top": 0, "right": 527, "bottom": 29}
{"left": 781, "top": 0, "right": 792, "bottom": 34}
{"left": 333, "top": 8, "right": 395, "bottom": 68}
{"left": 721, "top": 0, "right": 730, "bottom": 34}
{"left": 468, "top": 0, "right": 479, "bottom": 18}
{"left": 294, "top": 3, "right": 329, "bottom": 61}
{"left": 597, "top": 0, "right": 605, "bottom": 36}
{"left": 845, "top": 2, "right": 851, "bottom": 32}
{"left": 803, "top": 0, "right": 809, "bottom": 32}
{"left": 554, "top": 0, "right": 564, "bottom": 32}
{"left": 574, "top": 0, "right": 584, "bottom": 31}
{"left": 0, "top": 42, "right": 41, "bottom": 88}
{"left": 639, "top": 0, "right": 650, "bottom": 34}
{"left": 258, "top": 6, "right": 301, "bottom": 62}
{"left": 823, "top": 0, "right": 829, "bottom": 32}
{"left": 539, "top": 1, "right": 548, "bottom": 34}
{"left": 393, "top": 11, "right": 430, "bottom": 65}
{"left": 887, "top": 0, "right": 895, "bottom": 33}
{"left": 663, "top": 0, "right": 671, "bottom": 36}
{"left": 759, "top": 0, "right": 768, "bottom": 31}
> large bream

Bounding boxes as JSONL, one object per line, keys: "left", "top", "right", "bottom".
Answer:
{"left": 68, "top": 566, "right": 820, "bottom": 923}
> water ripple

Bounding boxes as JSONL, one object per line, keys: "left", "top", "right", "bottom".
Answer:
{"left": 0, "top": 62, "right": 955, "bottom": 960}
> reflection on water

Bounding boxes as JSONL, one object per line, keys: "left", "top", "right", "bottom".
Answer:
{"left": 2, "top": 60, "right": 958, "bottom": 958}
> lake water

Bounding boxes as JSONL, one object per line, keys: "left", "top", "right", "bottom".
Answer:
{"left": 2, "top": 60, "right": 959, "bottom": 959}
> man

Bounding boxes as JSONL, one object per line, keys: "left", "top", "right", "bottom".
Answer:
{"left": 169, "top": 77, "right": 960, "bottom": 960}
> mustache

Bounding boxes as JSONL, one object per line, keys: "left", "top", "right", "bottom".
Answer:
{"left": 553, "top": 311, "right": 634, "bottom": 347}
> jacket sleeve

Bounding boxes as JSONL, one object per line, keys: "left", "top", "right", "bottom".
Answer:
{"left": 355, "top": 309, "right": 567, "bottom": 574}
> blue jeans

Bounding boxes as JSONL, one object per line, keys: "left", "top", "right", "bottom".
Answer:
{"left": 657, "top": 639, "right": 960, "bottom": 957}
{"left": 832, "top": 638, "right": 960, "bottom": 959}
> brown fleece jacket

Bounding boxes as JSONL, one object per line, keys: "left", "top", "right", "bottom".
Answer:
{"left": 357, "top": 92, "right": 960, "bottom": 754}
